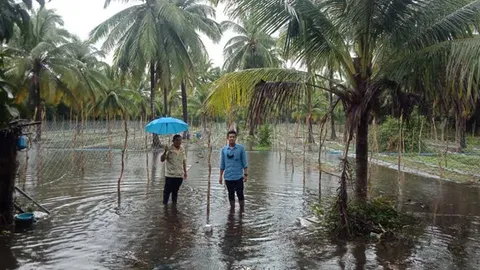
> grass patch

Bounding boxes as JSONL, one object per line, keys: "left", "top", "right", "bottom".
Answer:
{"left": 379, "top": 153, "right": 480, "bottom": 182}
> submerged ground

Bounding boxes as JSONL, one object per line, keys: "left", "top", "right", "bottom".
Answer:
{"left": 1, "top": 142, "right": 480, "bottom": 269}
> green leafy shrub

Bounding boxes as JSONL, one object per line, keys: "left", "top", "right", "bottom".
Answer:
{"left": 314, "top": 196, "right": 417, "bottom": 239}
{"left": 257, "top": 124, "right": 272, "bottom": 147}
{"left": 376, "top": 109, "right": 428, "bottom": 153}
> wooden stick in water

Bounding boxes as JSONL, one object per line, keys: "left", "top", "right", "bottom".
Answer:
{"left": 302, "top": 121, "right": 306, "bottom": 188}
{"left": 15, "top": 186, "right": 51, "bottom": 214}
{"left": 206, "top": 122, "right": 213, "bottom": 222}
{"left": 143, "top": 116, "right": 150, "bottom": 184}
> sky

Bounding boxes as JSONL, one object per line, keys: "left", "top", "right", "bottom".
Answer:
{"left": 45, "top": 0, "right": 234, "bottom": 68}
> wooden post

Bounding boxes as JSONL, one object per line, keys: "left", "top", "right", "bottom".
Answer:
{"left": 143, "top": 116, "right": 150, "bottom": 185}
{"left": 117, "top": 114, "right": 128, "bottom": 201}
{"left": 302, "top": 122, "right": 306, "bottom": 188}
{"left": 206, "top": 122, "right": 213, "bottom": 222}
{"left": 0, "top": 128, "right": 18, "bottom": 229}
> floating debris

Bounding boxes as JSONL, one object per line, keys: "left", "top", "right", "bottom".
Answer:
{"left": 203, "top": 224, "right": 213, "bottom": 234}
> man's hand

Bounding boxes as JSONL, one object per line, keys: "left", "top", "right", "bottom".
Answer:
{"left": 184, "top": 172, "right": 188, "bottom": 179}
{"left": 243, "top": 176, "right": 248, "bottom": 182}
{"left": 219, "top": 177, "right": 223, "bottom": 185}
{"left": 161, "top": 147, "right": 168, "bottom": 162}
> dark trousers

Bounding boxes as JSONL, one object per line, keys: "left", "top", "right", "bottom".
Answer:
{"left": 163, "top": 177, "right": 183, "bottom": 204}
{"left": 225, "top": 179, "right": 244, "bottom": 202}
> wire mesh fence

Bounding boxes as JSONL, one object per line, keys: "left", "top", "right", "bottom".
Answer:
{"left": 13, "top": 118, "right": 344, "bottom": 188}
{"left": 13, "top": 120, "right": 237, "bottom": 184}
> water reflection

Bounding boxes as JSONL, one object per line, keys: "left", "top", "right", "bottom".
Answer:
{"left": 220, "top": 212, "right": 247, "bottom": 270}
{"left": 4, "top": 149, "right": 480, "bottom": 269}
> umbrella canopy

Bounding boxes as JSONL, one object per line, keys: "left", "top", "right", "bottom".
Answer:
{"left": 145, "top": 117, "right": 189, "bottom": 135}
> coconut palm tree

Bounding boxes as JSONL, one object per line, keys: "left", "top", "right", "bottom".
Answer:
{"left": 221, "top": 16, "right": 281, "bottom": 72}
{"left": 207, "top": 0, "right": 480, "bottom": 235}
{"left": 4, "top": 8, "right": 81, "bottom": 140}
{"left": 0, "top": 0, "right": 48, "bottom": 43}
{"left": 187, "top": 59, "right": 221, "bottom": 132}
{"left": 91, "top": 0, "right": 220, "bottom": 145}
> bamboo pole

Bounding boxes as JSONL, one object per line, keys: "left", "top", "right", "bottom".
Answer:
{"left": 397, "top": 114, "right": 405, "bottom": 210}
{"left": 302, "top": 121, "right": 306, "bottom": 188}
{"left": 14, "top": 186, "right": 51, "bottom": 214}
{"left": 318, "top": 118, "right": 328, "bottom": 201}
{"left": 291, "top": 123, "right": 295, "bottom": 172}
{"left": 108, "top": 113, "right": 113, "bottom": 165}
{"left": 397, "top": 114, "right": 403, "bottom": 180}
{"left": 80, "top": 103, "right": 85, "bottom": 176}
{"left": 23, "top": 136, "right": 29, "bottom": 188}
{"left": 143, "top": 116, "right": 150, "bottom": 185}
{"left": 38, "top": 108, "right": 46, "bottom": 183}
{"left": 418, "top": 118, "right": 425, "bottom": 154}
{"left": 62, "top": 115, "right": 65, "bottom": 136}
{"left": 206, "top": 122, "right": 213, "bottom": 222}
{"left": 72, "top": 114, "right": 78, "bottom": 165}
{"left": 117, "top": 114, "right": 128, "bottom": 202}
{"left": 285, "top": 121, "right": 289, "bottom": 166}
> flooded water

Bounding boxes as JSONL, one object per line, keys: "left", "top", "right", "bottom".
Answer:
{"left": 2, "top": 146, "right": 480, "bottom": 270}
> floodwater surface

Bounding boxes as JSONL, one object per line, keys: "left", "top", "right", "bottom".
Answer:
{"left": 1, "top": 146, "right": 480, "bottom": 270}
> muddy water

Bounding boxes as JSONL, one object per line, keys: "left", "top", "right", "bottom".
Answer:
{"left": 1, "top": 148, "right": 480, "bottom": 270}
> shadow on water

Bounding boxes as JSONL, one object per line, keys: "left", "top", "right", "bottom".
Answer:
{"left": 3, "top": 148, "right": 480, "bottom": 269}
{"left": 0, "top": 238, "right": 18, "bottom": 270}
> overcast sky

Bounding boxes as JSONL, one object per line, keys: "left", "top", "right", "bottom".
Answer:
{"left": 45, "top": 0, "right": 234, "bottom": 68}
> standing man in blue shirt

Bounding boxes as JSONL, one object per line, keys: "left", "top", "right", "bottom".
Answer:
{"left": 219, "top": 130, "right": 248, "bottom": 212}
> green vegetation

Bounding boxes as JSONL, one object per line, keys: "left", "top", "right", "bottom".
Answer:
{"left": 377, "top": 110, "right": 428, "bottom": 153}
{"left": 257, "top": 124, "right": 272, "bottom": 148}
{"left": 314, "top": 196, "right": 417, "bottom": 240}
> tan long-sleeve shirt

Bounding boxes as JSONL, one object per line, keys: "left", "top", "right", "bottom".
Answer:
{"left": 164, "top": 145, "right": 186, "bottom": 178}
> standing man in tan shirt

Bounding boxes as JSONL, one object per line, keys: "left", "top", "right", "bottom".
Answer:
{"left": 161, "top": 135, "right": 187, "bottom": 205}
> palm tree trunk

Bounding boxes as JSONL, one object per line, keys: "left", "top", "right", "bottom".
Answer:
{"left": 329, "top": 93, "right": 337, "bottom": 141}
{"left": 150, "top": 61, "right": 160, "bottom": 148}
{"left": 456, "top": 113, "right": 467, "bottom": 151}
{"left": 34, "top": 76, "right": 42, "bottom": 141}
{"left": 181, "top": 79, "right": 189, "bottom": 139}
{"left": 162, "top": 63, "right": 172, "bottom": 118}
{"left": 248, "top": 115, "right": 256, "bottom": 136}
{"left": 355, "top": 113, "right": 369, "bottom": 201}
{"left": 0, "top": 128, "right": 18, "bottom": 229}
{"left": 306, "top": 59, "right": 315, "bottom": 144}
{"left": 328, "top": 67, "right": 337, "bottom": 140}
{"left": 307, "top": 89, "right": 315, "bottom": 144}
{"left": 150, "top": 62, "right": 156, "bottom": 118}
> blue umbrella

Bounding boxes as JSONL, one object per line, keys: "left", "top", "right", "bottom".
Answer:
{"left": 145, "top": 117, "right": 189, "bottom": 135}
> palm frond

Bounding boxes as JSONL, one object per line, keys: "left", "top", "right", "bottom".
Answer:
{"left": 206, "top": 68, "right": 317, "bottom": 117}
{"left": 221, "top": 20, "right": 247, "bottom": 35}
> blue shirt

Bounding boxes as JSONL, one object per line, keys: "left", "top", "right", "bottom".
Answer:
{"left": 220, "top": 144, "right": 248, "bottom": 181}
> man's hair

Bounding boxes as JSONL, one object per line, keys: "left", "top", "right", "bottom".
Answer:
{"left": 172, "top": 134, "right": 182, "bottom": 141}
{"left": 227, "top": 130, "right": 237, "bottom": 137}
